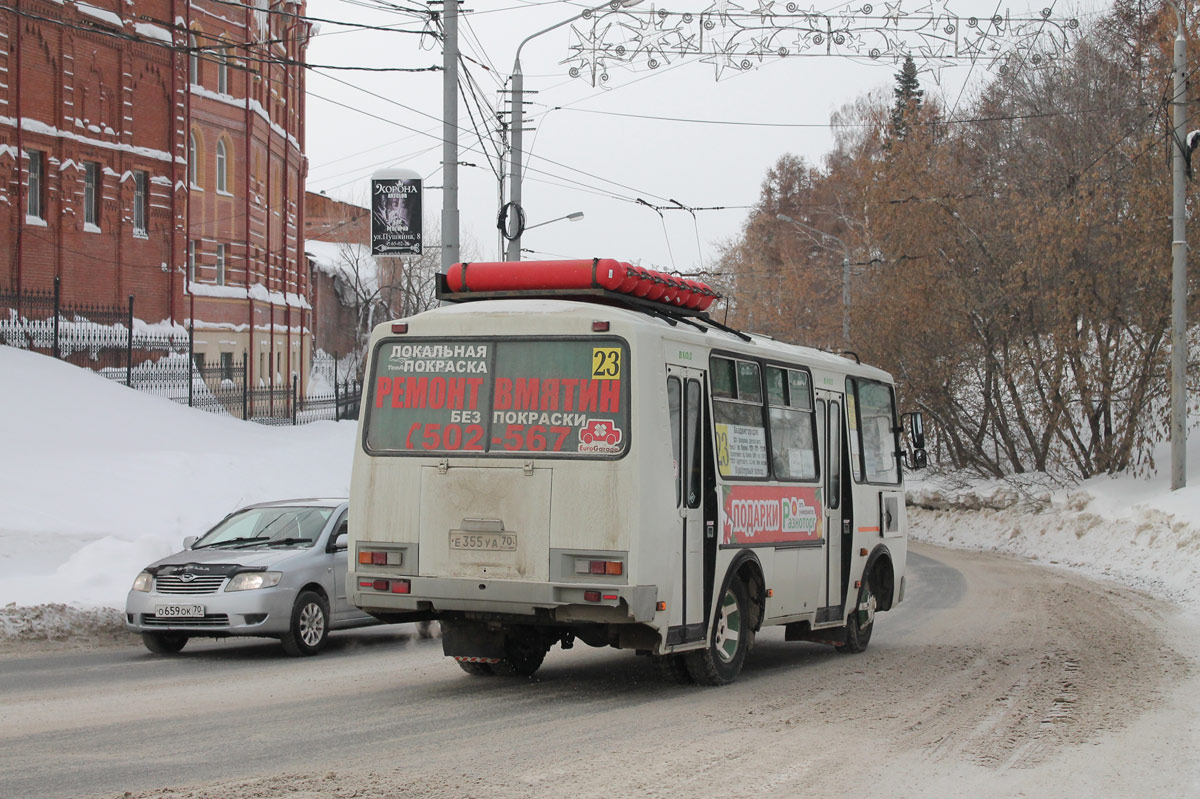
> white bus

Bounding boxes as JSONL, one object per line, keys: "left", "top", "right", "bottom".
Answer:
{"left": 348, "top": 261, "right": 926, "bottom": 684}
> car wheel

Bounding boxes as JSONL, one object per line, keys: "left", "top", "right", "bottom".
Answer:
{"left": 141, "top": 632, "right": 188, "bottom": 654}
{"left": 280, "top": 590, "right": 330, "bottom": 657}
{"left": 684, "top": 578, "right": 753, "bottom": 685}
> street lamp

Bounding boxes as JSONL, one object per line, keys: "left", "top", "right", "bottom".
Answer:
{"left": 777, "top": 213, "right": 851, "bottom": 350}
{"left": 524, "top": 211, "right": 584, "bottom": 232}
{"left": 505, "top": 0, "right": 643, "bottom": 261}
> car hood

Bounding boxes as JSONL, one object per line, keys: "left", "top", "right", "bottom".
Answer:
{"left": 144, "top": 548, "right": 312, "bottom": 574}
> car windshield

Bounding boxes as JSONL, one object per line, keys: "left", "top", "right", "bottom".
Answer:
{"left": 192, "top": 507, "right": 333, "bottom": 549}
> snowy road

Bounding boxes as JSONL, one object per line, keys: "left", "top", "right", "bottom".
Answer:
{"left": 0, "top": 541, "right": 1196, "bottom": 799}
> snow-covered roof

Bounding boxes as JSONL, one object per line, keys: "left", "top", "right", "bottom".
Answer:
{"left": 305, "top": 239, "right": 378, "bottom": 297}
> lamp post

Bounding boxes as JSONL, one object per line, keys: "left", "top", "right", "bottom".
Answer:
{"left": 505, "top": 0, "right": 642, "bottom": 261}
{"left": 777, "top": 213, "right": 851, "bottom": 350}
{"left": 1168, "top": 1, "right": 1188, "bottom": 490}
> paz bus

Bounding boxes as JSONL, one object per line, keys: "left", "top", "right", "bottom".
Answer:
{"left": 348, "top": 259, "right": 926, "bottom": 685}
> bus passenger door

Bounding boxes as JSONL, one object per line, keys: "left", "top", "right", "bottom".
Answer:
{"left": 815, "top": 391, "right": 844, "bottom": 621}
{"left": 667, "top": 367, "right": 707, "bottom": 644}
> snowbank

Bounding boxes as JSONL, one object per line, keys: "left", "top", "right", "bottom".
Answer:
{"left": 0, "top": 345, "right": 356, "bottom": 621}
{"left": 908, "top": 464, "right": 1200, "bottom": 609}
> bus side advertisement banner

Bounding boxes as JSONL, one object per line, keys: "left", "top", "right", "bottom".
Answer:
{"left": 720, "top": 485, "right": 823, "bottom": 546}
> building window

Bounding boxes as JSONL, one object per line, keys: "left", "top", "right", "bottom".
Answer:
{"left": 189, "top": 34, "right": 199, "bottom": 84}
{"left": 132, "top": 170, "right": 148, "bottom": 235}
{"left": 216, "top": 243, "right": 226, "bottom": 286}
{"left": 220, "top": 351, "right": 234, "bottom": 382}
{"left": 188, "top": 240, "right": 198, "bottom": 283}
{"left": 189, "top": 133, "right": 199, "bottom": 188}
{"left": 84, "top": 162, "right": 101, "bottom": 228}
{"left": 216, "top": 139, "right": 227, "bottom": 193}
{"left": 193, "top": 352, "right": 206, "bottom": 373}
{"left": 25, "top": 149, "right": 44, "bottom": 219}
{"left": 217, "top": 46, "right": 229, "bottom": 94}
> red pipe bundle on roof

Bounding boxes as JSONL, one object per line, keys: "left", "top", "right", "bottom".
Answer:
{"left": 445, "top": 259, "right": 717, "bottom": 311}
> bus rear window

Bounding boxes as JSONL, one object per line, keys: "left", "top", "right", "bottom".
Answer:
{"left": 365, "top": 338, "right": 629, "bottom": 458}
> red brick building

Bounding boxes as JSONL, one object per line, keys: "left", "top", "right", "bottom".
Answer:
{"left": 304, "top": 191, "right": 372, "bottom": 359}
{"left": 1, "top": 0, "right": 311, "bottom": 388}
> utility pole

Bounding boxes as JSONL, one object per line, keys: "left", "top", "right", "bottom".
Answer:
{"left": 504, "top": 59, "right": 523, "bottom": 262}
{"left": 442, "top": 0, "right": 459, "bottom": 271}
{"left": 1170, "top": 2, "right": 1188, "bottom": 490}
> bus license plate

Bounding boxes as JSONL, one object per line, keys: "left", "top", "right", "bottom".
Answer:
{"left": 155, "top": 604, "right": 205, "bottom": 618}
{"left": 449, "top": 532, "right": 517, "bottom": 551}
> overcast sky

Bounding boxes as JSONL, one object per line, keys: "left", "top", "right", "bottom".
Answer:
{"left": 304, "top": 0, "right": 1106, "bottom": 272}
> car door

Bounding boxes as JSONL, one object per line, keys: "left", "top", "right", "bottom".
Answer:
{"left": 325, "top": 510, "right": 355, "bottom": 623}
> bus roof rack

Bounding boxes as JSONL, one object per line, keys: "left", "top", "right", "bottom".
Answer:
{"left": 434, "top": 272, "right": 752, "bottom": 342}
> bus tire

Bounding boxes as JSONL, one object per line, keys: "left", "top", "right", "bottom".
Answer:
{"left": 492, "top": 633, "right": 548, "bottom": 677}
{"left": 457, "top": 659, "right": 496, "bottom": 676}
{"left": 652, "top": 653, "right": 693, "bottom": 684}
{"left": 839, "top": 574, "right": 876, "bottom": 655}
{"left": 684, "top": 578, "right": 753, "bottom": 685}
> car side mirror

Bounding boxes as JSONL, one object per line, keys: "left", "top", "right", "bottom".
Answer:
{"left": 332, "top": 532, "right": 348, "bottom": 552}
{"left": 183, "top": 535, "right": 198, "bottom": 549}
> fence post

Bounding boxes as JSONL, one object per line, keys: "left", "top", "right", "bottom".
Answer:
{"left": 125, "top": 294, "right": 134, "bottom": 387}
{"left": 187, "top": 323, "right": 195, "bottom": 407}
{"left": 292, "top": 375, "right": 298, "bottom": 425}
{"left": 52, "top": 276, "right": 60, "bottom": 359}
{"left": 334, "top": 354, "right": 340, "bottom": 421}
{"left": 242, "top": 352, "right": 248, "bottom": 420}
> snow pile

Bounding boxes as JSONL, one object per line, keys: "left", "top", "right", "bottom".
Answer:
{"left": 0, "top": 345, "right": 356, "bottom": 641}
{"left": 908, "top": 460, "right": 1200, "bottom": 609}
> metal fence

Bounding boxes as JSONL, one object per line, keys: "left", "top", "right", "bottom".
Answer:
{"left": 1, "top": 278, "right": 361, "bottom": 425}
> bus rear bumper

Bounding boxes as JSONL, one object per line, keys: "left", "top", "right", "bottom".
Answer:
{"left": 350, "top": 573, "right": 658, "bottom": 623}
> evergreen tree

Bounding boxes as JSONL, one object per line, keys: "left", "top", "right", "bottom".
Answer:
{"left": 887, "top": 55, "right": 924, "bottom": 148}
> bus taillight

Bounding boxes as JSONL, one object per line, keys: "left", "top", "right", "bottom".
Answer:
{"left": 575, "top": 559, "right": 623, "bottom": 576}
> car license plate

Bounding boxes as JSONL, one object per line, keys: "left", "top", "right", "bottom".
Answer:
{"left": 154, "top": 604, "right": 205, "bottom": 618}
{"left": 449, "top": 532, "right": 517, "bottom": 551}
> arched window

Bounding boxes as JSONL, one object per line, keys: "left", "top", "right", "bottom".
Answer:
{"left": 189, "top": 34, "right": 199, "bottom": 85}
{"left": 217, "top": 40, "right": 229, "bottom": 94}
{"left": 216, "top": 139, "right": 227, "bottom": 193}
{"left": 189, "top": 132, "right": 199, "bottom": 187}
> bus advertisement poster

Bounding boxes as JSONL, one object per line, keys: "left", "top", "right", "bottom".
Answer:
{"left": 720, "top": 485, "right": 823, "bottom": 546}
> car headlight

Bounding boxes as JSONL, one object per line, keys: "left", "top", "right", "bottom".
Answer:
{"left": 132, "top": 572, "right": 153, "bottom": 592}
{"left": 225, "top": 571, "right": 282, "bottom": 592}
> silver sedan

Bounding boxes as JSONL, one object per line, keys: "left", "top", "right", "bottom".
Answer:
{"left": 125, "top": 498, "right": 380, "bottom": 656}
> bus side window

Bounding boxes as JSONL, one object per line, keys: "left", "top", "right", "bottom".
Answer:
{"left": 767, "top": 366, "right": 817, "bottom": 481}
{"left": 668, "top": 376, "right": 682, "bottom": 508}
{"left": 685, "top": 379, "right": 703, "bottom": 508}
{"left": 848, "top": 379, "right": 901, "bottom": 485}
{"left": 710, "top": 356, "right": 768, "bottom": 479}
{"left": 826, "top": 401, "right": 841, "bottom": 510}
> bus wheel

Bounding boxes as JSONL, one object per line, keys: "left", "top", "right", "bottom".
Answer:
{"left": 839, "top": 575, "right": 876, "bottom": 655}
{"left": 685, "top": 579, "right": 753, "bottom": 685}
{"left": 652, "top": 653, "right": 693, "bottom": 684}
{"left": 456, "top": 659, "right": 496, "bottom": 676}
{"left": 493, "top": 634, "right": 548, "bottom": 677}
